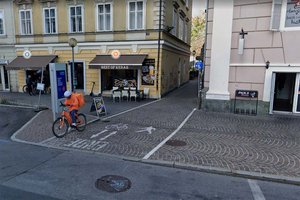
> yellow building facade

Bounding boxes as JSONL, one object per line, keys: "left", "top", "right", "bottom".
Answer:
{"left": 8, "top": 0, "right": 192, "bottom": 98}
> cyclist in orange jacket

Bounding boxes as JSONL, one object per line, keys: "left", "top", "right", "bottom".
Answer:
{"left": 64, "top": 90, "right": 79, "bottom": 127}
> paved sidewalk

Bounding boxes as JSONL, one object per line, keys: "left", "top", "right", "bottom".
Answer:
{"left": 4, "top": 80, "right": 300, "bottom": 184}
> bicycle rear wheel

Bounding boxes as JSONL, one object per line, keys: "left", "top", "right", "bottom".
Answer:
{"left": 52, "top": 117, "right": 69, "bottom": 138}
{"left": 76, "top": 113, "right": 87, "bottom": 132}
{"left": 22, "top": 85, "right": 28, "bottom": 93}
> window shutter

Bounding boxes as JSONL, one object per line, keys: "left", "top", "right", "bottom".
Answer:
{"left": 270, "top": 0, "right": 283, "bottom": 31}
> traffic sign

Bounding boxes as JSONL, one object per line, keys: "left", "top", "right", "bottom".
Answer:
{"left": 195, "top": 61, "right": 203, "bottom": 70}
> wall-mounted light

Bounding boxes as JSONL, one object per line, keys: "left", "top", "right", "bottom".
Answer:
{"left": 265, "top": 60, "right": 270, "bottom": 69}
{"left": 238, "top": 28, "right": 248, "bottom": 55}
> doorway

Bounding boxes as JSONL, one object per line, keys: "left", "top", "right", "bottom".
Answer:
{"left": 0, "top": 66, "right": 9, "bottom": 90}
{"left": 272, "top": 73, "right": 296, "bottom": 112}
{"left": 74, "top": 62, "right": 84, "bottom": 90}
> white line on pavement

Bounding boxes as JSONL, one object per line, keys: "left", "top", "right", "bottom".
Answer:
{"left": 100, "top": 131, "right": 117, "bottom": 141}
{"left": 248, "top": 179, "right": 266, "bottom": 200}
{"left": 142, "top": 108, "right": 196, "bottom": 160}
{"left": 102, "top": 99, "right": 162, "bottom": 120}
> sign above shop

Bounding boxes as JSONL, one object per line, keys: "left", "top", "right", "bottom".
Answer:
{"left": 235, "top": 90, "right": 258, "bottom": 98}
{"left": 100, "top": 65, "right": 129, "bottom": 70}
{"left": 23, "top": 50, "right": 32, "bottom": 59}
{"left": 0, "top": 59, "right": 8, "bottom": 65}
{"left": 111, "top": 50, "right": 121, "bottom": 59}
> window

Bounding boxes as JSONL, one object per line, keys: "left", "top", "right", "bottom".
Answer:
{"left": 0, "top": 10, "right": 4, "bottom": 35}
{"left": 44, "top": 8, "right": 56, "bottom": 34}
{"left": 284, "top": 0, "right": 300, "bottom": 28}
{"left": 97, "top": 3, "right": 112, "bottom": 31}
{"left": 171, "top": 9, "right": 178, "bottom": 36}
{"left": 128, "top": 1, "right": 144, "bottom": 30}
{"left": 179, "top": 17, "right": 184, "bottom": 40}
{"left": 271, "top": 0, "right": 300, "bottom": 30}
{"left": 19, "top": 10, "right": 32, "bottom": 35}
{"left": 70, "top": 6, "right": 83, "bottom": 32}
{"left": 184, "top": 22, "right": 188, "bottom": 42}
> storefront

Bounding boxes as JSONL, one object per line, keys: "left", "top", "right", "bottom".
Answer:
{"left": 269, "top": 72, "right": 300, "bottom": 114}
{"left": 6, "top": 55, "right": 57, "bottom": 92}
{"left": 89, "top": 54, "right": 155, "bottom": 95}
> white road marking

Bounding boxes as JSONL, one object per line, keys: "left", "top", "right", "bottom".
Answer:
{"left": 136, "top": 126, "right": 156, "bottom": 134}
{"left": 248, "top": 179, "right": 266, "bottom": 200}
{"left": 99, "top": 131, "right": 118, "bottom": 141}
{"left": 102, "top": 99, "right": 161, "bottom": 120}
{"left": 143, "top": 108, "right": 196, "bottom": 160}
{"left": 90, "top": 129, "right": 108, "bottom": 139}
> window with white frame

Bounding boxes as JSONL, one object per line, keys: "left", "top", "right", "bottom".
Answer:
{"left": 271, "top": 0, "right": 300, "bottom": 30}
{"left": 97, "top": 3, "right": 112, "bottom": 31}
{"left": 44, "top": 8, "right": 56, "bottom": 34}
{"left": 0, "top": 10, "right": 4, "bottom": 35}
{"left": 179, "top": 16, "right": 184, "bottom": 40}
{"left": 128, "top": 1, "right": 144, "bottom": 30}
{"left": 19, "top": 10, "right": 32, "bottom": 35}
{"left": 171, "top": 8, "right": 178, "bottom": 36}
{"left": 284, "top": 0, "right": 300, "bottom": 28}
{"left": 70, "top": 6, "right": 83, "bottom": 32}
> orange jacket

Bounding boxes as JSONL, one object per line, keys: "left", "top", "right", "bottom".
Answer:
{"left": 64, "top": 93, "right": 79, "bottom": 111}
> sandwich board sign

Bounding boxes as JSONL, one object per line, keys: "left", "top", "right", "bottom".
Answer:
{"left": 90, "top": 97, "right": 107, "bottom": 117}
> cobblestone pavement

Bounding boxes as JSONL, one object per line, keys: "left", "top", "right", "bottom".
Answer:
{"left": 9, "top": 80, "right": 300, "bottom": 181}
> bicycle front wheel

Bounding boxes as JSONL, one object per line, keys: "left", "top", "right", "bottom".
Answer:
{"left": 52, "top": 117, "right": 69, "bottom": 138}
{"left": 76, "top": 113, "right": 87, "bottom": 132}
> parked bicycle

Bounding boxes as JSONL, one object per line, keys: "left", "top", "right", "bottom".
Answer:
{"left": 52, "top": 101, "right": 87, "bottom": 138}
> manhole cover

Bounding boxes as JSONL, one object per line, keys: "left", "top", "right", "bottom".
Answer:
{"left": 95, "top": 175, "right": 131, "bottom": 193}
{"left": 166, "top": 139, "right": 186, "bottom": 146}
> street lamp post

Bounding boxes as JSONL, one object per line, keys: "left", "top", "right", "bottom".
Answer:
{"left": 68, "top": 38, "right": 77, "bottom": 92}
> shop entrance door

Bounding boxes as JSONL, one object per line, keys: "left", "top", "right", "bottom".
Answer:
{"left": 272, "top": 73, "right": 296, "bottom": 112}
{"left": 0, "top": 66, "right": 9, "bottom": 90}
{"left": 293, "top": 73, "right": 300, "bottom": 113}
{"left": 74, "top": 62, "right": 84, "bottom": 90}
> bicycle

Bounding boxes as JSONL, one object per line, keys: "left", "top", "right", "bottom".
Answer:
{"left": 52, "top": 102, "right": 87, "bottom": 138}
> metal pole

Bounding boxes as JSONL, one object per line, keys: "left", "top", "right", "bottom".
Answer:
{"left": 36, "top": 66, "right": 44, "bottom": 111}
{"left": 156, "top": 0, "right": 162, "bottom": 98}
{"left": 71, "top": 47, "right": 74, "bottom": 92}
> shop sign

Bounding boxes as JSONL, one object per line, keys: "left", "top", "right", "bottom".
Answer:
{"left": 235, "top": 90, "right": 258, "bottom": 98}
{"left": 0, "top": 59, "right": 8, "bottom": 65}
{"left": 111, "top": 50, "right": 121, "bottom": 59}
{"left": 23, "top": 50, "right": 32, "bottom": 59}
{"left": 100, "top": 65, "right": 129, "bottom": 70}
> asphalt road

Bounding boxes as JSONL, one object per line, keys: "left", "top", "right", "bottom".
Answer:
{"left": 0, "top": 106, "right": 36, "bottom": 140}
{"left": 1, "top": 106, "right": 300, "bottom": 200}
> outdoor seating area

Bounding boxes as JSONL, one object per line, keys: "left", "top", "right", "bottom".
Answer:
{"left": 112, "top": 86, "right": 149, "bottom": 102}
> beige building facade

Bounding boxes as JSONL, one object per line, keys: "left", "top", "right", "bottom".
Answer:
{"left": 6, "top": 0, "right": 192, "bottom": 98}
{"left": 204, "top": 0, "right": 300, "bottom": 114}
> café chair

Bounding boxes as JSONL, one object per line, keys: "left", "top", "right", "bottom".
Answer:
{"left": 112, "top": 87, "right": 121, "bottom": 102}
{"left": 122, "top": 87, "right": 129, "bottom": 101}
{"left": 129, "top": 87, "right": 137, "bottom": 101}
{"left": 143, "top": 87, "right": 150, "bottom": 99}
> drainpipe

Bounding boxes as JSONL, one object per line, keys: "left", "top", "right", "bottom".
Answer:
{"left": 198, "top": 0, "right": 209, "bottom": 109}
{"left": 157, "top": 0, "right": 162, "bottom": 98}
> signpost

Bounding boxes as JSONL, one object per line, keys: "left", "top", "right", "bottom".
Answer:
{"left": 49, "top": 63, "right": 67, "bottom": 121}
{"left": 195, "top": 61, "right": 204, "bottom": 109}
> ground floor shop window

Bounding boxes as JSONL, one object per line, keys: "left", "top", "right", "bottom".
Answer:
{"left": 101, "top": 69, "right": 137, "bottom": 91}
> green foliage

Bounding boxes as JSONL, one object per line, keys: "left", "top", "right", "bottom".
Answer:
{"left": 191, "top": 12, "right": 206, "bottom": 57}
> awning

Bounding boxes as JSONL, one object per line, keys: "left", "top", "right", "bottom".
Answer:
{"left": 6, "top": 55, "right": 57, "bottom": 70}
{"left": 89, "top": 54, "right": 147, "bottom": 70}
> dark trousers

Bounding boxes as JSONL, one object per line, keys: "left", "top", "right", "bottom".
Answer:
{"left": 70, "top": 110, "right": 78, "bottom": 124}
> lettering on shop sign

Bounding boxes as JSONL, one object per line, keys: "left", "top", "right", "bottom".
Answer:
{"left": 63, "top": 139, "right": 108, "bottom": 151}
{"left": 235, "top": 90, "right": 258, "bottom": 98}
{"left": 100, "top": 65, "right": 129, "bottom": 70}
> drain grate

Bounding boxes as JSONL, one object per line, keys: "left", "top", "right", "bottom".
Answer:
{"left": 165, "top": 139, "right": 187, "bottom": 147}
{"left": 95, "top": 175, "right": 131, "bottom": 193}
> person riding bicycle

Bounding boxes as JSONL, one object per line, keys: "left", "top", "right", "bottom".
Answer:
{"left": 64, "top": 90, "right": 79, "bottom": 127}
